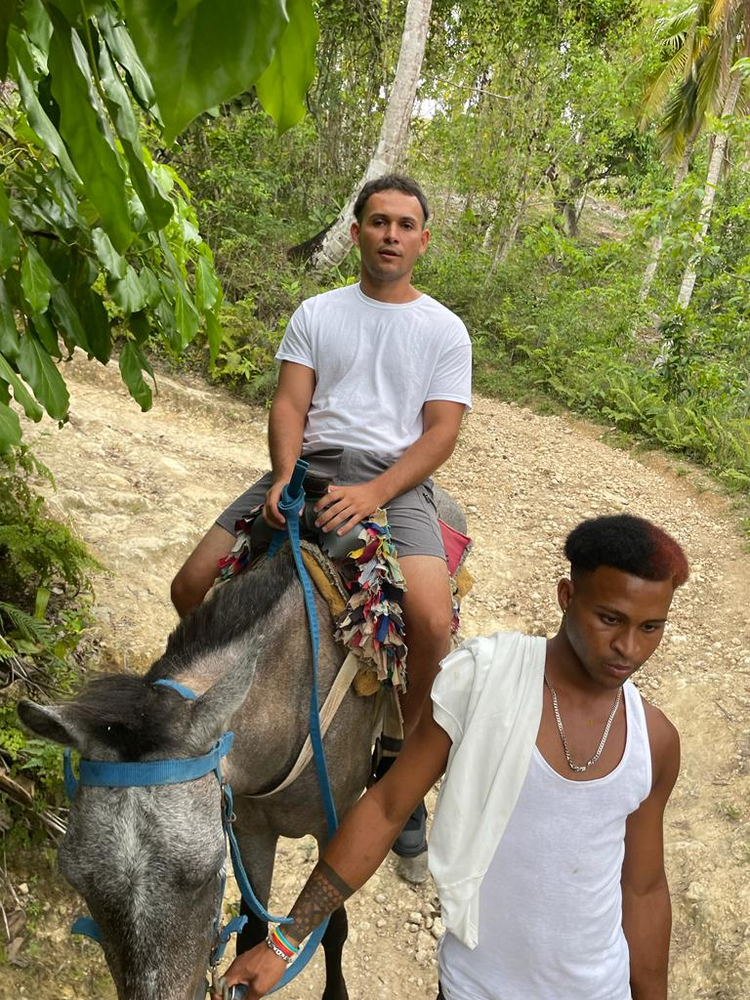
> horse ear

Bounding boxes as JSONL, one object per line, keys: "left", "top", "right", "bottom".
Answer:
{"left": 17, "top": 700, "right": 88, "bottom": 751}
{"left": 189, "top": 640, "right": 264, "bottom": 746}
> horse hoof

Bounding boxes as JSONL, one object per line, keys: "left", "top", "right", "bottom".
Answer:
{"left": 397, "top": 851, "right": 429, "bottom": 884}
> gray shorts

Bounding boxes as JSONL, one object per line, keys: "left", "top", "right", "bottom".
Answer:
{"left": 215, "top": 448, "right": 446, "bottom": 560}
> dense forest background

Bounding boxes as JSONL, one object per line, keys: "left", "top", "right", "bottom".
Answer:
{"left": 174, "top": 0, "right": 750, "bottom": 489}
{"left": 2, "top": 0, "right": 750, "bottom": 849}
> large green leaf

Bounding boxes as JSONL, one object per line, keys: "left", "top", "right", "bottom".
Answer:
{"left": 16, "top": 330, "right": 69, "bottom": 420}
{"left": 0, "top": 352, "right": 43, "bottom": 421}
{"left": 50, "top": 284, "right": 90, "bottom": 354}
{"left": 30, "top": 312, "right": 60, "bottom": 357}
{"left": 154, "top": 296, "right": 177, "bottom": 349}
{"left": 0, "top": 0, "right": 18, "bottom": 80}
{"left": 40, "top": 166, "right": 86, "bottom": 231}
{"left": 255, "top": 0, "right": 318, "bottom": 133}
{"left": 128, "top": 309, "right": 151, "bottom": 345}
{"left": 46, "top": 0, "right": 108, "bottom": 26}
{"left": 0, "top": 279, "right": 19, "bottom": 360}
{"left": 47, "top": 11, "right": 132, "bottom": 252}
{"left": 138, "top": 267, "right": 161, "bottom": 307}
{"left": 21, "top": 244, "right": 53, "bottom": 314}
{"left": 8, "top": 30, "right": 80, "bottom": 181}
{"left": 205, "top": 310, "right": 223, "bottom": 363}
{"left": 22, "top": 0, "right": 52, "bottom": 61}
{"left": 97, "top": 8, "right": 156, "bottom": 110}
{"left": 0, "top": 222, "right": 20, "bottom": 272}
{"left": 0, "top": 401, "right": 22, "bottom": 450}
{"left": 174, "top": 0, "right": 203, "bottom": 23}
{"left": 119, "top": 340, "right": 153, "bottom": 410}
{"left": 75, "top": 283, "right": 111, "bottom": 363}
{"left": 0, "top": 184, "right": 9, "bottom": 226}
{"left": 174, "top": 284, "right": 199, "bottom": 348}
{"left": 97, "top": 42, "right": 173, "bottom": 229}
{"left": 121, "top": 0, "right": 290, "bottom": 143}
{"left": 109, "top": 266, "right": 148, "bottom": 313}
{"left": 92, "top": 227, "right": 127, "bottom": 279}
{"left": 195, "top": 252, "right": 222, "bottom": 313}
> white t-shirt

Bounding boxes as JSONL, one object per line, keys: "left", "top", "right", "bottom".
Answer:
{"left": 275, "top": 282, "right": 472, "bottom": 458}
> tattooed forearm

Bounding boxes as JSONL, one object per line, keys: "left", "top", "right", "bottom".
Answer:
{"left": 286, "top": 860, "right": 354, "bottom": 942}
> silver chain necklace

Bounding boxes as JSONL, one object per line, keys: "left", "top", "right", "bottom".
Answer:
{"left": 544, "top": 675, "right": 622, "bottom": 773}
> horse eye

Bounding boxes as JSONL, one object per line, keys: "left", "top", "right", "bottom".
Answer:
{"left": 173, "top": 859, "right": 223, "bottom": 894}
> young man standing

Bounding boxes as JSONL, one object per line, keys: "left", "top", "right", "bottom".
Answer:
{"left": 217, "top": 513, "right": 687, "bottom": 1000}
{"left": 171, "top": 175, "right": 472, "bottom": 737}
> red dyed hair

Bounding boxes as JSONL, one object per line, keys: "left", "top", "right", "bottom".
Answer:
{"left": 565, "top": 514, "right": 689, "bottom": 589}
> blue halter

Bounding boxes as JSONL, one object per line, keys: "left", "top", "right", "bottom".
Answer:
{"left": 63, "top": 460, "right": 340, "bottom": 996}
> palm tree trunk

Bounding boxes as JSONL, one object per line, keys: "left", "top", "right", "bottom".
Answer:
{"left": 676, "top": 69, "right": 741, "bottom": 310}
{"left": 638, "top": 140, "right": 694, "bottom": 303}
{"left": 311, "top": 0, "right": 432, "bottom": 270}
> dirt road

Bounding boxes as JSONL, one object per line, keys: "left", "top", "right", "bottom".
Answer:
{"left": 5, "top": 352, "right": 749, "bottom": 999}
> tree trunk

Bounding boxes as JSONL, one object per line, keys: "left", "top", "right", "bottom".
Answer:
{"left": 310, "top": 0, "right": 433, "bottom": 270}
{"left": 638, "top": 142, "right": 693, "bottom": 303}
{"left": 676, "top": 68, "right": 741, "bottom": 310}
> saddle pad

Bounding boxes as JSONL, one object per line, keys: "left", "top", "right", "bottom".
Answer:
{"left": 439, "top": 519, "right": 472, "bottom": 577}
{"left": 300, "top": 544, "right": 348, "bottom": 616}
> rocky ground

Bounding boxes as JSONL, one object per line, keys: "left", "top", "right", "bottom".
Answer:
{"left": 3, "top": 352, "right": 749, "bottom": 999}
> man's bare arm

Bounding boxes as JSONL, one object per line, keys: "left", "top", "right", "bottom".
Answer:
{"left": 282, "top": 860, "right": 354, "bottom": 942}
{"left": 374, "top": 398, "right": 466, "bottom": 498}
{"left": 264, "top": 361, "right": 316, "bottom": 526}
{"left": 622, "top": 704, "right": 680, "bottom": 1000}
{"left": 314, "top": 399, "right": 466, "bottom": 535}
{"left": 215, "top": 704, "right": 452, "bottom": 997}
{"left": 286, "top": 702, "right": 451, "bottom": 941}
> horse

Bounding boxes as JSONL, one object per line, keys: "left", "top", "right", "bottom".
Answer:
{"left": 19, "top": 490, "right": 467, "bottom": 1000}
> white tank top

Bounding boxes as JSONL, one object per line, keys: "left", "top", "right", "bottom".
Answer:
{"left": 438, "top": 680, "right": 652, "bottom": 1000}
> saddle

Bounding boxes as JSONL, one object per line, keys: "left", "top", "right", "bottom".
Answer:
{"left": 217, "top": 466, "right": 473, "bottom": 696}
{"left": 246, "top": 468, "right": 368, "bottom": 563}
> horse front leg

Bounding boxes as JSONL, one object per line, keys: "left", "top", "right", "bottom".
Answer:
{"left": 236, "top": 897, "right": 269, "bottom": 954}
{"left": 321, "top": 904, "right": 349, "bottom": 1000}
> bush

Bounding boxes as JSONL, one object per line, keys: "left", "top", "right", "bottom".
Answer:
{"left": 422, "top": 222, "right": 750, "bottom": 493}
{"left": 207, "top": 258, "right": 351, "bottom": 404}
{"left": 0, "top": 448, "right": 100, "bottom": 844}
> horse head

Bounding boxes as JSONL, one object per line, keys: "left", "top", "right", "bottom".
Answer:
{"left": 18, "top": 625, "right": 264, "bottom": 1000}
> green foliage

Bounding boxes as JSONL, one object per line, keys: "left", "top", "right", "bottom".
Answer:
{"left": 256, "top": 0, "right": 320, "bottom": 134}
{"left": 424, "top": 222, "right": 750, "bottom": 493}
{"left": 209, "top": 264, "right": 342, "bottom": 404}
{"left": 0, "top": 448, "right": 97, "bottom": 836}
{"left": 0, "top": 464, "right": 99, "bottom": 601}
{"left": 121, "top": 0, "right": 317, "bottom": 143}
{"left": 0, "top": 0, "right": 320, "bottom": 451}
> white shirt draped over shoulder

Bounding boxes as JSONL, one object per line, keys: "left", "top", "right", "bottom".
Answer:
{"left": 428, "top": 631, "right": 546, "bottom": 949}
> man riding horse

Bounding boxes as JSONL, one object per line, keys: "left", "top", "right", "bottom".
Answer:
{"left": 171, "top": 174, "right": 473, "bottom": 856}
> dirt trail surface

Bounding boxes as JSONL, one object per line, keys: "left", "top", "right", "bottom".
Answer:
{"left": 4, "top": 352, "right": 749, "bottom": 1000}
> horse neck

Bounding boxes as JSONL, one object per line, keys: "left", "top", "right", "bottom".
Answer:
{"left": 219, "top": 587, "right": 341, "bottom": 796}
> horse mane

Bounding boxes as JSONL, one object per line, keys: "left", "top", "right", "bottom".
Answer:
{"left": 65, "top": 552, "right": 299, "bottom": 760}
{"left": 148, "top": 549, "right": 299, "bottom": 679}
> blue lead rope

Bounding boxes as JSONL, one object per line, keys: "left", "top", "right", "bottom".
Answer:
{"left": 243, "top": 458, "right": 340, "bottom": 996}
{"left": 272, "top": 460, "right": 338, "bottom": 839}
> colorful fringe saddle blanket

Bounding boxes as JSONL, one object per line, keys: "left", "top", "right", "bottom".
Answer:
{"left": 218, "top": 508, "right": 473, "bottom": 695}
